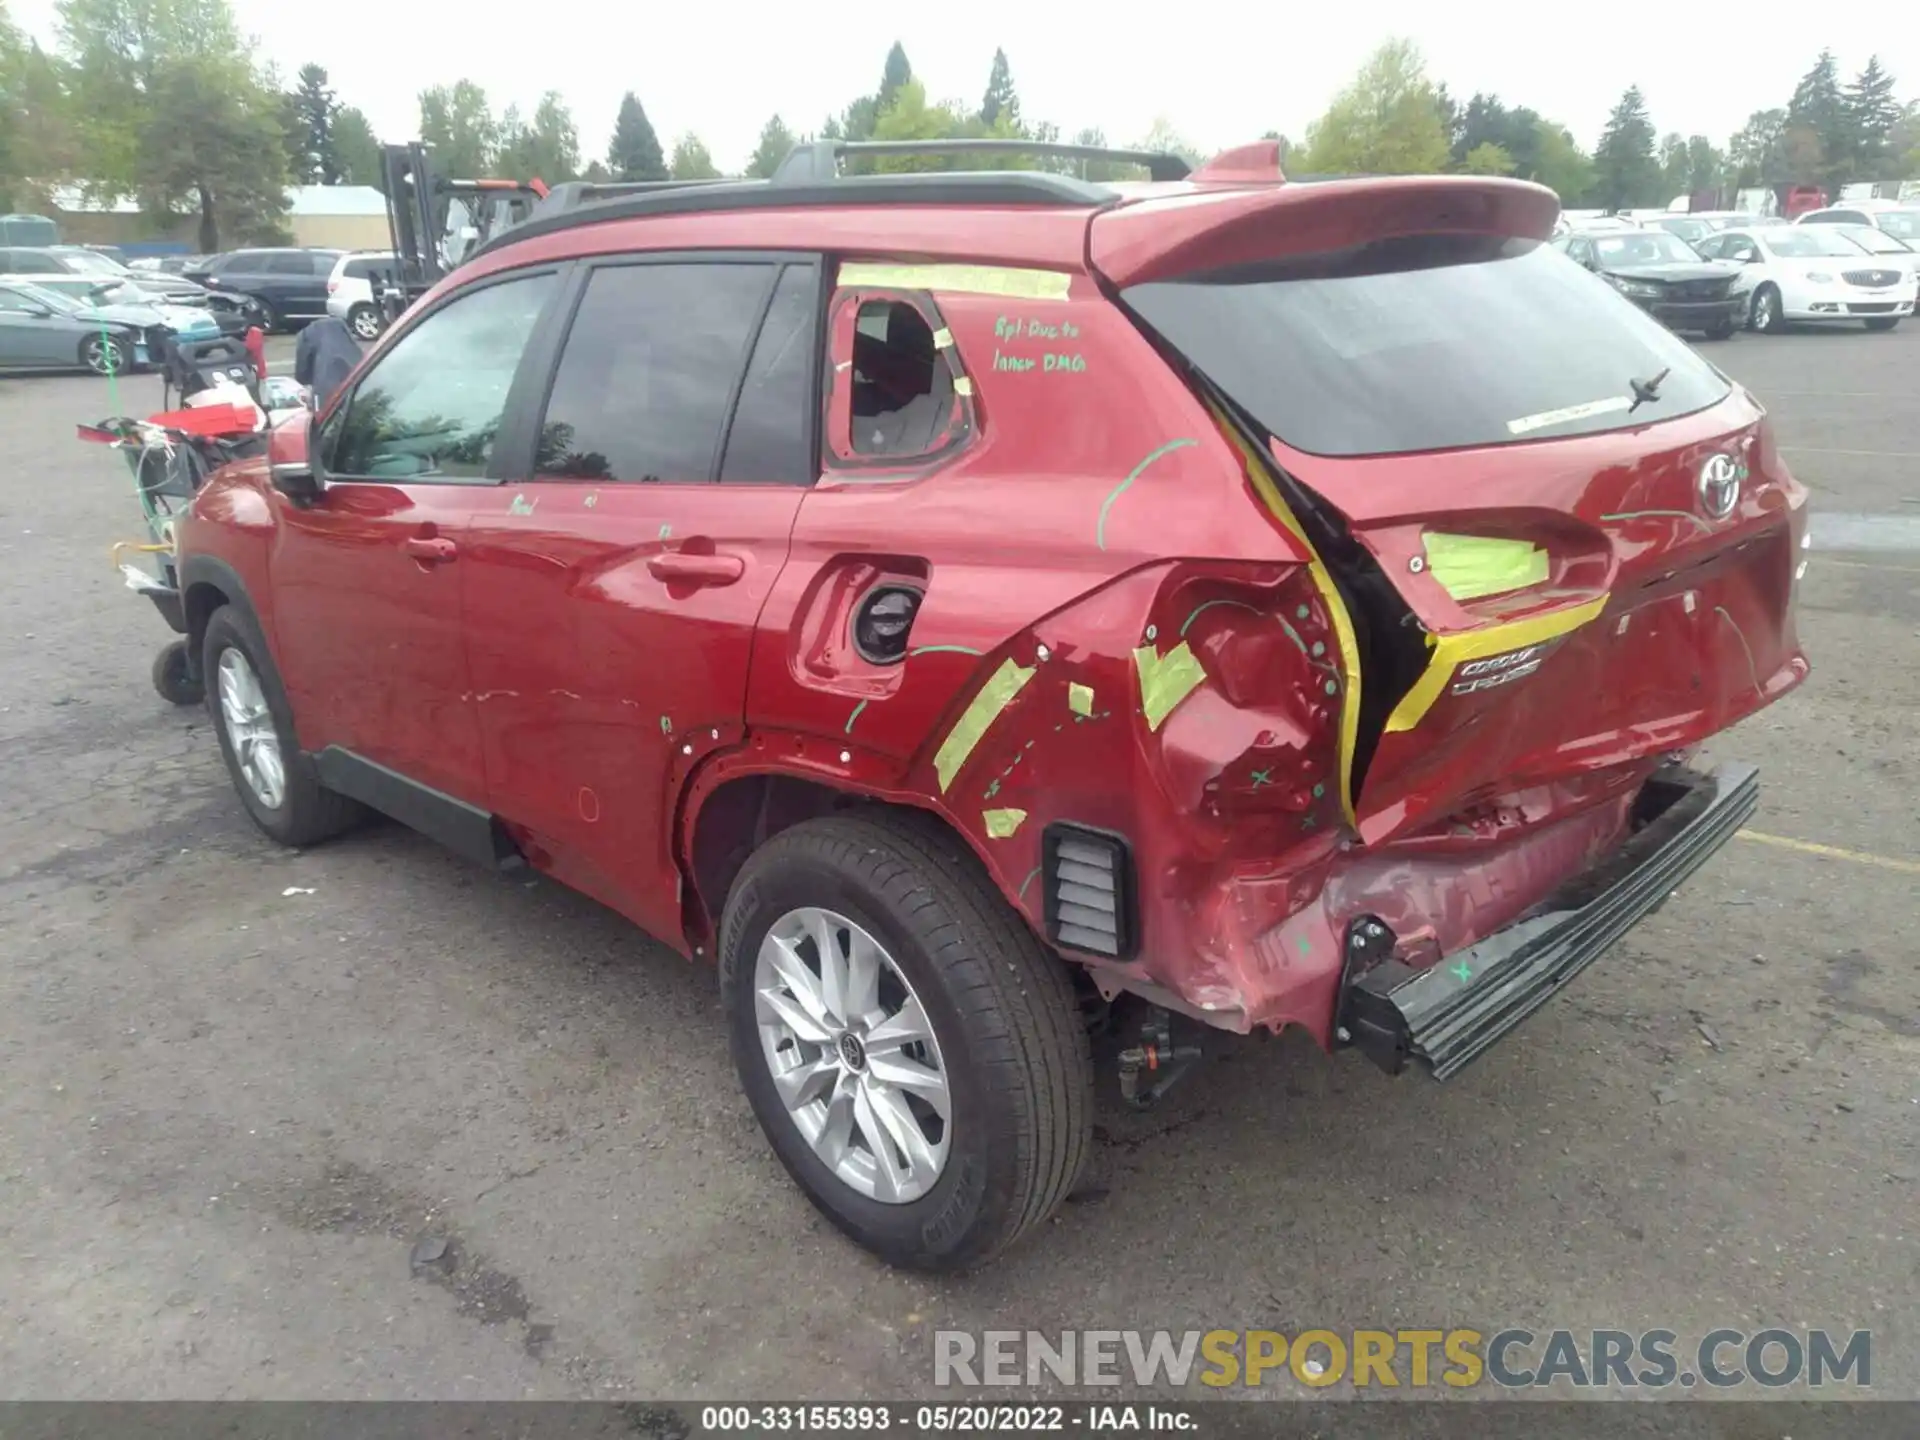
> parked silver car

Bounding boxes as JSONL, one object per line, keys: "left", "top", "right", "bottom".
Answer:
{"left": 0, "top": 281, "right": 221, "bottom": 373}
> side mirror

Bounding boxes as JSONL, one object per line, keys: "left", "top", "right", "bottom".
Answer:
{"left": 268, "top": 411, "right": 323, "bottom": 504}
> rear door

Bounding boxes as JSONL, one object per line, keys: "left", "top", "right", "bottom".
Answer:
{"left": 459, "top": 252, "right": 815, "bottom": 939}
{"left": 1098, "top": 184, "right": 1809, "bottom": 843}
{"left": 263, "top": 251, "right": 331, "bottom": 317}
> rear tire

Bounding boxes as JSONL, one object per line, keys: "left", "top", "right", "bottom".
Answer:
{"left": 347, "top": 303, "right": 383, "bottom": 341}
{"left": 720, "top": 810, "right": 1092, "bottom": 1272}
{"left": 1749, "top": 285, "right": 1783, "bottom": 333}
{"left": 202, "top": 605, "right": 364, "bottom": 847}
{"left": 1864, "top": 317, "right": 1900, "bottom": 332}
{"left": 253, "top": 299, "right": 282, "bottom": 334}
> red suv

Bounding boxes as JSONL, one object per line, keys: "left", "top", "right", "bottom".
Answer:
{"left": 174, "top": 139, "right": 1809, "bottom": 1272}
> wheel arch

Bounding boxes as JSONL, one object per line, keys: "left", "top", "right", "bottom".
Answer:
{"left": 677, "top": 749, "right": 1036, "bottom": 961}
{"left": 178, "top": 553, "right": 262, "bottom": 664}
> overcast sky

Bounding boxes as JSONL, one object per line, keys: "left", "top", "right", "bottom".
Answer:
{"left": 12, "top": 0, "right": 1915, "bottom": 176}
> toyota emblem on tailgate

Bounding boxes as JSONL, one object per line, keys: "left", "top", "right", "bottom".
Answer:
{"left": 1698, "top": 453, "right": 1742, "bottom": 520}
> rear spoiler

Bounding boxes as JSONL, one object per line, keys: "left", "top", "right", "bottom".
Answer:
{"left": 1090, "top": 175, "right": 1561, "bottom": 288}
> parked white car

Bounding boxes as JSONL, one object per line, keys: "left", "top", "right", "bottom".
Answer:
{"left": 1695, "top": 226, "right": 1918, "bottom": 332}
{"left": 1797, "top": 204, "right": 1920, "bottom": 247}
{"left": 1825, "top": 223, "right": 1920, "bottom": 282}
{"left": 324, "top": 251, "right": 397, "bottom": 341}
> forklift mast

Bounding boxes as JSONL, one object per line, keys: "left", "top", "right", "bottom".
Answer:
{"left": 377, "top": 142, "right": 548, "bottom": 320}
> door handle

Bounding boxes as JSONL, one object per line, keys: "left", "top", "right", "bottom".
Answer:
{"left": 403, "top": 536, "right": 458, "bottom": 564}
{"left": 647, "top": 550, "right": 745, "bottom": 586}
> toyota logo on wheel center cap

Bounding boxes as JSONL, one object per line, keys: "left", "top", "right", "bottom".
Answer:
{"left": 837, "top": 1032, "right": 868, "bottom": 1071}
{"left": 1698, "top": 452, "right": 1742, "bottom": 521}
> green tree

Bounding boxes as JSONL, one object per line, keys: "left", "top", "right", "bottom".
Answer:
{"left": 668, "top": 133, "right": 720, "bottom": 179}
{"left": 141, "top": 55, "right": 290, "bottom": 249}
{"left": 287, "top": 62, "right": 338, "bottom": 183}
{"left": 1433, "top": 82, "right": 1463, "bottom": 155}
{"left": 1590, "top": 85, "right": 1659, "bottom": 208}
{"left": 419, "top": 79, "right": 498, "bottom": 178}
{"left": 1845, "top": 57, "right": 1900, "bottom": 178}
{"left": 498, "top": 90, "right": 579, "bottom": 182}
{"left": 868, "top": 79, "right": 963, "bottom": 171}
{"left": 2, "top": 23, "right": 82, "bottom": 204}
{"left": 1786, "top": 49, "right": 1850, "bottom": 188}
{"left": 747, "top": 113, "right": 797, "bottom": 178}
{"left": 607, "top": 90, "right": 664, "bottom": 180}
{"left": 1891, "top": 103, "right": 1920, "bottom": 179}
{"left": 879, "top": 41, "right": 911, "bottom": 107}
{"left": 580, "top": 158, "right": 611, "bottom": 182}
{"left": 1656, "top": 131, "right": 1689, "bottom": 201}
{"left": 1684, "top": 135, "right": 1722, "bottom": 195}
{"left": 1530, "top": 119, "right": 1593, "bottom": 201}
{"left": 1135, "top": 116, "right": 1204, "bottom": 169}
{"left": 331, "top": 104, "right": 379, "bottom": 185}
{"left": 1728, "top": 108, "right": 1788, "bottom": 185}
{"left": 56, "top": 0, "right": 252, "bottom": 195}
{"left": 1295, "top": 38, "right": 1449, "bottom": 175}
{"left": 1452, "top": 93, "right": 1543, "bottom": 176}
{"left": 980, "top": 46, "right": 1019, "bottom": 128}
{"left": 1460, "top": 141, "right": 1515, "bottom": 175}
{"left": 1068, "top": 125, "right": 1140, "bottom": 182}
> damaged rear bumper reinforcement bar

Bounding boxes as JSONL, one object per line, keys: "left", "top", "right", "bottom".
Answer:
{"left": 1338, "top": 761, "right": 1760, "bottom": 1081}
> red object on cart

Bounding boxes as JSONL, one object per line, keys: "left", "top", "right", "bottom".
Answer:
{"left": 75, "top": 402, "right": 261, "bottom": 446}
{"left": 243, "top": 325, "right": 267, "bottom": 381}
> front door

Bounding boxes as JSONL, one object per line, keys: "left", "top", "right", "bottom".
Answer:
{"left": 460, "top": 255, "right": 819, "bottom": 939}
{"left": 268, "top": 267, "right": 563, "bottom": 805}
{"left": 0, "top": 285, "right": 86, "bottom": 365}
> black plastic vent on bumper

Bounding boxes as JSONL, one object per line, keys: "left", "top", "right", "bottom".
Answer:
{"left": 1041, "top": 822, "right": 1137, "bottom": 960}
{"left": 1340, "top": 762, "right": 1759, "bottom": 1081}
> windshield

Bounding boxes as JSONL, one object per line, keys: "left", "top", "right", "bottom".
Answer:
{"left": 1765, "top": 229, "right": 1872, "bottom": 258}
{"left": 1836, "top": 225, "right": 1910, "bottom": 255}
{"left": 1653, "top": 218, "right": 1710, "bottom": 243}
{"left": 10, "top": 282, "right": 85, "bottom": 313}
{"left": 1592, "top": 231, "right": 1705, "bottom": 265}
{"left": 1876, "top": 211, "right": 1920, "bottom": 241}
{"left": 58, "top": 248, "right": 131, "bottom": 275}
{"left": 1123, "top": 234, "right": 1730, "bottom": 458}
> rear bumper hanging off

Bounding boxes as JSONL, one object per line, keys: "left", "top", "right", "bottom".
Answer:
{"left": 1339, "top": 762, "right": 1760, "bottom": 1081}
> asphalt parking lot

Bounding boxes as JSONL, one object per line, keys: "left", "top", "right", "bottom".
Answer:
{"left": 0, "top": 326, "right": 1915, "bottom": 1404}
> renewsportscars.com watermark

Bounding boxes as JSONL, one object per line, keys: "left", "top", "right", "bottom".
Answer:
{"left": 935, "top": 1328, "right": 1873, "bottom": 1391}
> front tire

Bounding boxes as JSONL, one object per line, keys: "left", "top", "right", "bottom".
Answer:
{"left": 1864, "top": 317, "right": 1901, "bottom": 332}
{"left": 1749, "top": 285, "right": 1783, "bottom": 333}
{"left": 720, "top": 811, "right": 1092, "bottom": 1272}
{"left": 347, "top": 303, "right": 383, "bottom": 341}
{"left": 202, "top": 605, "right": 363, "bottom": 847}
{"left": 253, "top": 299, "right": 282, "bottom": 334}
{"left": 81, "top": 334, "right": 128, "bottom": 375}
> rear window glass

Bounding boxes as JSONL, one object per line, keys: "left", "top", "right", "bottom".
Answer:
{"left": 1123, "top": 234, "right": 1731, "bottom": 457}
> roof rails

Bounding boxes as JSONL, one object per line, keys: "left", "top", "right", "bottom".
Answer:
{"left": 773, "top": 138, "right": 1192, "bottom": 185}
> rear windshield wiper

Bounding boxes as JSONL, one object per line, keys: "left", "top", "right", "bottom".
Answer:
{"left": 1627, "top": 367, "right": 1671, "bottom": 414}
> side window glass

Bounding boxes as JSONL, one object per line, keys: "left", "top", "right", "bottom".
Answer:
{"left": 0, "top": 288, "right": 34, "bottom": 311}
{"left": 719, "top": 266, "right": 817, "bottom": 485}
{"left": 323, "top": 271, "right": 556, "bottom": 482}
{"left": 849, "top": 298, "right": 951, "bottom": 456}
{"left": 534, "top": 261, "right": 771, "bottom": 483}
{"left": 265, "top": 253, "right": 308, "bottom": 275}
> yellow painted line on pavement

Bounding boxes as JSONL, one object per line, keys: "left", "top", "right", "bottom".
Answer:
{"left": 1737, "top": 829, "right": 1920, "bottom": 877}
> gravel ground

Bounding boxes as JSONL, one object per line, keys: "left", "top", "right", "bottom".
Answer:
{"left": 0, "top": 325, "right": 1915, "bottom": 1404}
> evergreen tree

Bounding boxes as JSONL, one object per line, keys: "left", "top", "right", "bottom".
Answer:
{"left": 1590, "top": 85, "right": 1659, "bottom": 209}
{"left": 1787, "top": 50, "right": 1850, "bottom": 188}
{"left": 879, "top": 41, "right": 911, "bottom": 106}
{"left": 1845, "top": 57, "right": 1900, "bottom": 178}
{"left": 607, "top": 91, "right": 665, "bottom": 181}
{"left": 747, "top": 114, "right": 797, "bottom": 178}
{"left": 980, "top": 47, "right": 1019, "bottom": 129}
{"left": 331, "top": 105, "right": 380, "bottom": 185}
{"left": 669, "top": 133, "right": 720, "bottom": 180}
{"left": 288, "top": 62, "right": 338, "bottom": 182}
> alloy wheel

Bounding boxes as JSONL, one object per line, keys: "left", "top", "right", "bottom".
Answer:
{"left": 350, "top": 307, "right": 382, "bottom": 340}
{"left": 217, "top": 647, "right": 286, "bottom": 810}
{"left": 83, "top": 336, "right": 123, "bottom": 375}
{"left": 753, "top": 906, "right": 951, "bottom": 1203}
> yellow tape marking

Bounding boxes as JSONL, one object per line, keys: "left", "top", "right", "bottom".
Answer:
{"left": 1736, "top": 830, "right": 1920, "bottom": 876}
{"left": 953, "top": 375, "right": 974, "bottom": 397}
{"left": 931, "top": 327, "right": 954, "bottom": 350}
{"left": 1068, "top": 682, "right": 1095, "bottom": 717}
{"left": 982, "top": 807, "right": 1028, "bottom": 839}
{"left": 932, "top": 658, "right": 1034, "bottom": 793}
{"left": 1383, "top": 597, "right": 1610, "bottom": 735}
{"left": 837, "top": 262, "right": 1072, "bottom": 301}
{"left": 1422, "top": 532, "right": 1549, "bottom": 602}
{"left": 1133, "top": 641, "right": 1207, "bottom": 732}
{"left": 1205, "top": 400, "right": 1363, "bottom": 829}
